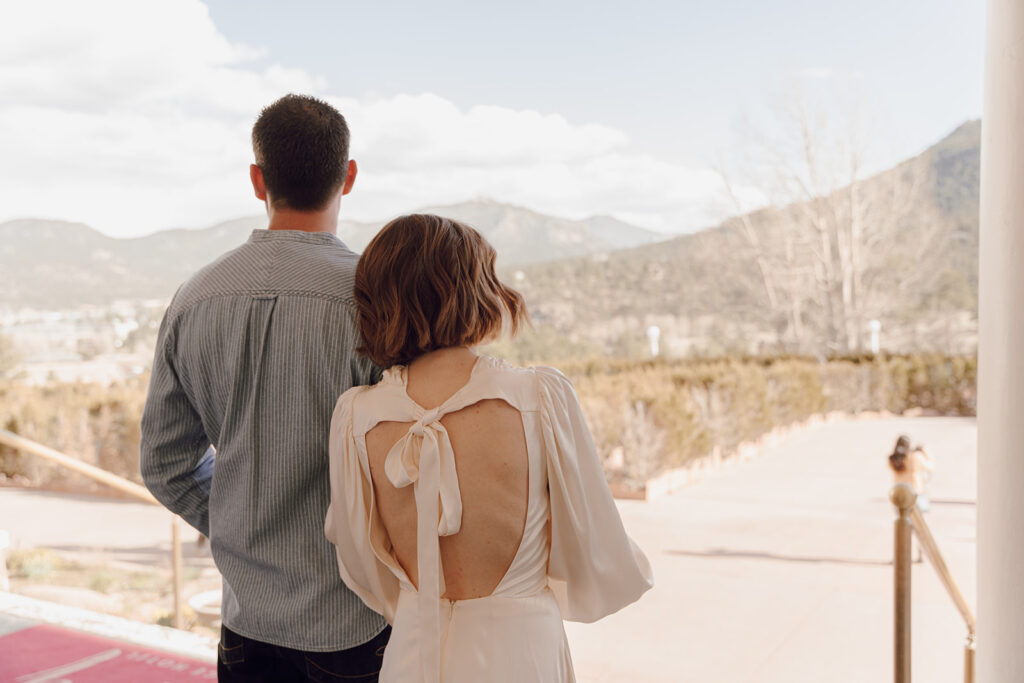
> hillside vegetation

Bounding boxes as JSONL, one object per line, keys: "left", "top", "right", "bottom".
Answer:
{"left": 3, "top": 122, "right": 979, "bottom": 357}
{"left": 509, "top": 121, "right": 980, "bottom": 357}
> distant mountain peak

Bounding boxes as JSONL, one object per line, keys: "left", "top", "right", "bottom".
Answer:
{"left": 3, "top": 200, "right": 668, "bottom": 307}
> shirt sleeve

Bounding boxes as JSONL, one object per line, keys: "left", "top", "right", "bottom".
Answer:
{"left": 139, "top": 310, "right": 212, "bottom": 536}
{"left": 536, "top": 366, "right": 654, "bottom": 622}
{"left": 346, "top": 304, "right": 382, "bottom": 388}
{"left": 324, "top": 386, "right": 401, "bottom": 623}
{"left": 351, "top": 351, "right": 383, "bottom": 388}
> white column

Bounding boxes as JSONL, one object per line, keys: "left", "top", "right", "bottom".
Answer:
{"left": 978, "top": 0, "right": 1024, "bottom": 679}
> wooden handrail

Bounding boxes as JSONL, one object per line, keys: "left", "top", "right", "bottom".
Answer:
{"left": 909, "top": 505, "right": 976, "bottom": 635}
{"left": 890, "top": 483, "right": 975, "bottom": 683}
{"left": 0, "top": 429, "right": 157, "bottom": 504}
{"left": 0, "top": 428, "right": 185, "bottom": 629}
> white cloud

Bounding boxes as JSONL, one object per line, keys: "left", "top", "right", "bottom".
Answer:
{"left": 0, "top": 0, "right": 745, "bottom": 237}
{"left": 799, "top": 67, "right": 835, "bottom": 81}
{"left": 335, "top": 94, "right": 629, "bottom": 170}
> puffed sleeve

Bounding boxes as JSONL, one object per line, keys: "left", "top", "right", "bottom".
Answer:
{"left": 324, "top": 386, "right": 401, "bottom": 623}
{"left": 536, "top": 366, "right": 654, "bottom": 622}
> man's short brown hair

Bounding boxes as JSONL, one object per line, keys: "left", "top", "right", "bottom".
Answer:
{"left": 354, "top": 214, "right": 527, "bottom": 368}
{"left": 251, "top": 94, "right": 349, "bottom": 211}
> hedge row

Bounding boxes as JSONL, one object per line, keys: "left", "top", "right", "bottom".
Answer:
{"left": 0, "top": 377, "right": 148, "bottom": 491}
{"left": 563, "top": 353, "right": 976, "bottom": 488}
{"left": 0, "top": 354, "right": 976, "bottom": 493}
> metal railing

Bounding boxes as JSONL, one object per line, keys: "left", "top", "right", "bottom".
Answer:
{"left": 890, "top": 483, "right": 976, "bottom": 683}
{"left": 0, "top": 429, "right": 185, "bottom": 628}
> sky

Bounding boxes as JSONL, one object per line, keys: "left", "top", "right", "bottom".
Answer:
{"left": 0, "top": 0, "right": 985, "bottom": 238}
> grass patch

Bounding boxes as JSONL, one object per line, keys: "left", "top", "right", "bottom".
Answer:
{"left": 8, "top": 546, "right": 220, "bottom": 634}
{"left": 8, "top": 548, "right": 75, "bottom": 579}
{"left": 88, "top": 569, "right": 117, "bottom": 593}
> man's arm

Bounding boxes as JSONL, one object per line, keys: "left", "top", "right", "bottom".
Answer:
{"left": 351, "top": 351, "right": 382, "bottom": 388}
{"left": 139, "top": 313, "right": 212, "bottom": 536}
{"left": 348, "top": 305, "right": 383, "bottom": 388}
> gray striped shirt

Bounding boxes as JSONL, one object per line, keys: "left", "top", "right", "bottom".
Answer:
{"left": 140, "top": 229, "right": 387, "bottom": 651}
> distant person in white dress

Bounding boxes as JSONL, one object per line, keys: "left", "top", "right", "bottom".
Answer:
{"left": 324, "top": 214, "right": 653, "bottom": 683}
{"left": 889, "top": 434, "right": 935, "bottom": 511}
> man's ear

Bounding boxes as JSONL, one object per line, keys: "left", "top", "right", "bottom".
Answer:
{"left": 341, "top": 159, "right": 358, "bottom": 196}
{"left": 250, "top": 164, "right": 267, "bottom": 201}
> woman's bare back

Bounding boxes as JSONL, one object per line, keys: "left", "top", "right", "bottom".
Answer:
{"left": 364, "top": 351, "right": 530, "bottom": 599}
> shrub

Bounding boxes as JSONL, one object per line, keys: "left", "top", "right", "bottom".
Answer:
{"left": 0, "top": 376, "right": 148, "bottom": 489}
{"left": 561, "top": 353, "right": 975, "bottom": 486}
{"left": 0, "top": 354, "right": 975, "bottom": 494}
{"left": 8, "top": 548, "right": 67, "bottom": 579}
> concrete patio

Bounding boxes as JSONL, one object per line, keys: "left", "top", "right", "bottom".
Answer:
{"left": 0, "top": 416, "right": 976, "bottom": 681}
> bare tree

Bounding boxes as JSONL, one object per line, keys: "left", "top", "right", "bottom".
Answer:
{"left": 620, "top": 401, "right": 665, "bottom": 485}
{"left": 717, "top": 164, "right": 814, "bottom": 352}
{"left": 722, "top": 87, "right": 934, "bottom": 354}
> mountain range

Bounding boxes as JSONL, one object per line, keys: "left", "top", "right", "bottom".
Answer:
{"left": 510, "top": 120, "right": 980, "bottom": 356}
{"left": 0, "top": 200, "right": 664, "bottom": 309}
{"left": 2, "top": 121, "right": 980, "bottom": 356}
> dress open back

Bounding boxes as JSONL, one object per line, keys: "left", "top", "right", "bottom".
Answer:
{"left": 325, "top": 356, "right": 653, "bottom": 683}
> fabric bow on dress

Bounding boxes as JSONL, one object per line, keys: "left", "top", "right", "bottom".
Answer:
{"left": 383, "top": 405, "right": 464, "bottom": 683}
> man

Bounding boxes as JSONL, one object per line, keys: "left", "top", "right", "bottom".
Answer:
{"left": 140, "top": 94, "right": 389, "bottom": 681}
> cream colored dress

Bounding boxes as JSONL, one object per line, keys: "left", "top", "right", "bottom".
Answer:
{"left": 325, "top": 356, "right": 653, "bottom": 683}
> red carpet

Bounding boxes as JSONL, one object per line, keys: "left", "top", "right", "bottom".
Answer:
{"left": 0, "top": 624, "right": 215, "bottom": 682}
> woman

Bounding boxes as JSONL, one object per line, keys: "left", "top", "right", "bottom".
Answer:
{"left": 889, "top": 434, "right": 935, "bottom": 511}
{"left": 325, "top": 214, "right": 653, "bottom": 682}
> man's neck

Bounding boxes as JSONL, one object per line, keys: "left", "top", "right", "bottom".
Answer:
{"left": 266, "top": 207, "right": 338, "bottom": 234}
{"left": 264, "top": 191, "right": 343, "bottom": 234}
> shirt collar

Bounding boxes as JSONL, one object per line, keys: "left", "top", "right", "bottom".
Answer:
{"left": 248, "top": 229, "right": 346, "bottom": 248}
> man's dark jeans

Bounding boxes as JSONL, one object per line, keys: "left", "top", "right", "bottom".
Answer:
{"left": 217, "top": 624, "right": 391, "bottom": 682}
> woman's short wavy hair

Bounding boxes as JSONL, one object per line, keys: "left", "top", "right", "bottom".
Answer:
{"left": 354, "top": 214, "right": 527, "bottom": 368}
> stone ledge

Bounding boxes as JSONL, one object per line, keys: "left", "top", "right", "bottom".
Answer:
{"left": 0, "top": 591, "right": 216, "bottom": 662}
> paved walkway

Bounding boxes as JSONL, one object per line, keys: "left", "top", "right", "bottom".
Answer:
{"left": 566, "top": 415, "right": 977, "bottom": 682}
{"left": 0, "top": 416, "right": 976, "bottom": 681}
{"left": 0, "top": 488, "right": 213, "bottom": 568}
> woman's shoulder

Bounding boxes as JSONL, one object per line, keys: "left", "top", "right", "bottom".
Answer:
{"left": 332, "top": 374, "right": 409, "bottom": 433}
{"left": 462, "top": 357, "right": 572, "bottom": 412}
{"left": 331, "top": 384, "right": 373, "bottom": 426}
{"left": 477, "top": 357, "right": 574, "bottom": 390}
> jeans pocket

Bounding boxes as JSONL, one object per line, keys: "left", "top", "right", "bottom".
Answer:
{"left": 303, "top": 627, "right": 389, "bottom": 682}
{"left": 304, "top": 655, "right": 380, "bottom": 682}
{"left": 218, "top": 625, "right": 247, "bottom": 666}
